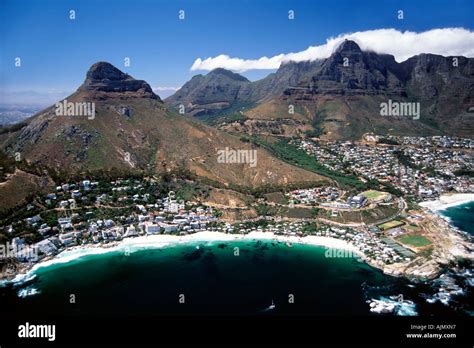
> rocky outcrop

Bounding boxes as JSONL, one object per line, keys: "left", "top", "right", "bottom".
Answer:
{"left": 284, "top": 40, "right": 405, "bottom": 98}
{"left": 282, "top": 40, "right": 473, "bottom": 109}
{"left": 401, "top": 54, "right": 474, "bottom": 114}
{"left": 167, "top": 40, "right": 473, "bottom": 132}
{"left": 79, "top": 62, "right": 160, "bottom": 100}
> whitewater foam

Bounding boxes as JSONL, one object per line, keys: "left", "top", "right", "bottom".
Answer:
{"left": 17, "top": 287, "right": 40, "bottom": 298}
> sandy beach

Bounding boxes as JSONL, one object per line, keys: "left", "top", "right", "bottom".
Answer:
{"left": 419, "top": 193, "right": 474, "bottom": 211}
{"left": 2, "top": 231, "right": 363, "bottom": 285}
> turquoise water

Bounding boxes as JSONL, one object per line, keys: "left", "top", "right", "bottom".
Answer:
{"left": 440, "top": 201, "right": 474, "bottom": 235}
{"left": 2, "top": 240, "right": 406, "bottom": 316}
{"left": 3, "top": 200, "right": 473, "bottom": 317}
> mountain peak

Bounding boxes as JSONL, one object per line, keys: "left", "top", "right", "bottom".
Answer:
{"left": 79, "top": 62, "right": 159, "bottom": 99}
{"left": 165, "top": 68, "right": 252, "bottom": 115}
{"left": 335, "top": 39, "right": 362, "bottom": 53}
{"left": 86, "top": 62, "right": 131, "bottom": 81}
{"left": 208, "top": 68, "right": 249, "bottom": 82}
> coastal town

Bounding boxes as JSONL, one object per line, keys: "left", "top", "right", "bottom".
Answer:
{"left": 1, "top": 162, "right": 472, "bottom": 282}
{"left": 296, "top": 135, "right": 473, "bottom": 200}
{"left": 1, "top": 178, "right": 218, "bottom": 264}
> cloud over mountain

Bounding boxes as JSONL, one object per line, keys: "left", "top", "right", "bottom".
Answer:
{"left": 191, "top": 28, "right": 474, "bottom": 72}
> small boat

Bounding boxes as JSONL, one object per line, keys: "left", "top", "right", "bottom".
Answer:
{"left": 269, "top": 299, "right": 276, "bottom": 310}
{"left": 286, "top": 242, "right": 293, "bottom": 248}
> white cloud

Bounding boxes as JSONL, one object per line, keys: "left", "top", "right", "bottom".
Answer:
{"left": 190, "top": 28, "right": 474, "bottom": 72}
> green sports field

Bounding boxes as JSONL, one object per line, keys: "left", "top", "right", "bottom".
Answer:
{"left": 378, "top": 220, "right": 404, "bottom": 230}
{"left": 397, "top": 234, "right": 432, "bottom": 248}
{"left": 361, "top": 190, "right": 387, "bottom": 200}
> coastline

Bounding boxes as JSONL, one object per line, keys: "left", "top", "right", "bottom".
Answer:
{"left": 4, "top": 211, "right": 473, "bottom": 287}
{"left": 1, "top": 231, "right": 365, "bottom": 286}
{"left": 419, "top": 193, "right": 474, "bottom": 212}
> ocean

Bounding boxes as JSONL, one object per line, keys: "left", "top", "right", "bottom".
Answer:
{"left": 440, "top": 201, "right": 474, "bottom": 235}
{"left": 1, "top": 203, "right": 473, "bottom": 317}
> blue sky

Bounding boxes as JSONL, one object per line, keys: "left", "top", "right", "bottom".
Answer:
{"left": 1, "top": 0, "right": 473, "bottom": 104}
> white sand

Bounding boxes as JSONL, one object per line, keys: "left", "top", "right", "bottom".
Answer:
{"left": 121, "top": 231, "right": 363, "bottom": 256}
{"left": 3, "top": 231, "right": 363, "bottom": 286}
{"left": 419, "top": 193, "right": 474, "bottom": 211}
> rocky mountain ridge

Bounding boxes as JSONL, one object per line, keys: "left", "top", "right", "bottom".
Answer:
{"left": 167, "top": 40, "right": 473, "bottom": 139}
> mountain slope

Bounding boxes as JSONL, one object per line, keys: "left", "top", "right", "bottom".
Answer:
{"left": 277, "top": 40, "right": 473, "bottom": 139}
{"left": 169, "top": 40, "right": 474, "bottom": 139}
{"left": 166, "top": 68, "right": 255, "bottom": 117}
{"left": 0, "top": 62, "right": 327, "bottom": 187}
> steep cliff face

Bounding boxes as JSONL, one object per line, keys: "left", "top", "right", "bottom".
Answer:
{"left": 280, "top": 40, "right": 472, "bottom": 117}
{"left": 167, "top": 39, "right": 473, "bottom": 139}
{"left": 79, "top": 62, "right": 160, "bottom": 99}
{"left": 209, "top": 40, "right": 473, "bottom": 139}
{"left": 402, "top": 54, "right": 474, "bottom": 114}
{"left": 277, "top": 45, "right": 473, "bottom": 138}
{"left": 282, "top": 40, "right": 404, "bottom": 99}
